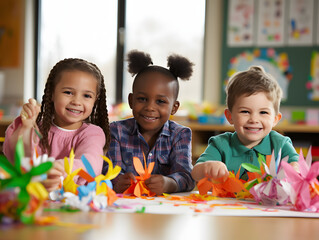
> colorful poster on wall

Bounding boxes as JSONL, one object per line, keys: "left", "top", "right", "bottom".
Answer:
{"left": 225, "top": 48, "right": 292, "bottom": 100}
{"left": 256, "top": 0, "right": 285, "bottom": 46}
{"left": 287, "top": 0, "right": 314, "bottom": 46}
{"left": 227, "top": 0, "right": 254, "bottom": 47}
{"left": 0, "top": 0, "right": 22, "bottom": 68}
{"left": 307, "top": 52, "right": 319, "bottom": 101}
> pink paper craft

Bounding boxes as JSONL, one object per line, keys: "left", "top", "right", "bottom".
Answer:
{"left": 281, "top": 147, "right": 319, "bottom": 212}
{"left": 249, "top": 150, "right": 294, "bottom": 206}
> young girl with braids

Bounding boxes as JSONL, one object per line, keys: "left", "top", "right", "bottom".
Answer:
{"left": 103, "top": 50, "right": 195, "bottom": 195}
{"left": 4, "top": 58, "right": 110, "bottom": 191}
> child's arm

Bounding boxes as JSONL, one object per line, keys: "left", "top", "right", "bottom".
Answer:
{"left": 163, "top": 127, "right": 195, "bottom": 192}
{"left": 191, "top": 161, "right": 229, "bottom": 182}
{"left": 4, "top": 98, "right": 40, "bottom": 161}
{"left": 105, "top": 123, "right": 133, "bottom": 192}
{"left": 70, "top": 125, "right": 105, "bottom": 179}
{"left": 144, "top": 175, "right": 177, "bottom": 195}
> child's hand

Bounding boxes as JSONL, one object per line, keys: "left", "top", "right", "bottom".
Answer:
{"left": 192, "top": 161, "right": 229, "bottom": 182}
{"left": 204, "top": 161, "right": 229, "bottom": 182}
{"left": 42, "top": 161, "right": 65, "bottom": 192}
{"left": 113, "top": 172, "right": 137, "bottom": 193}
{"left": 144, "top": 175, "right": 178, "bottom": 195}
{"left": 20, "top": 98, "right": 41, "bottom": 128}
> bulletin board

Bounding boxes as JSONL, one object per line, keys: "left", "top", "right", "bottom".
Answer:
{"left": 221, "top": 0, "right": 319, "bottom": 107}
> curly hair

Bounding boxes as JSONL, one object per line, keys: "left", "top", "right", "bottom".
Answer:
{"left": 225, "top": 65, "right": 283, "bottom": 114}
{"left": 36, "top": 58, "right": 110, "bottom": 154}
{"left": 127, "top": 49, "right": 194, "bottom": 99}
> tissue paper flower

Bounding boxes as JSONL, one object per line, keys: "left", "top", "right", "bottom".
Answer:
{"left": 247, "top": 150, "right": 294, "bottom": 206}
{"left": 123, "top": 155, "right": 156, "bottom": 197}
{"left": 197, "top": 168, "right": 247, "bottom": 198}
{"left": 50, "top": 152, "right": 121, "bottom": 210}
{"left": 0, "top": 137, "right": 52, "bottom": 223}
{"left": 241, "top": 154, "right": 272, "bottom": 191}
{"left": 62, "top": 148, "right": 82, "bottom": 194}
{"left": 93, "top": 156, "right": 120, "bottom": 206}
{"left": 281, "top": 147, "right": 319, "bottom": 211}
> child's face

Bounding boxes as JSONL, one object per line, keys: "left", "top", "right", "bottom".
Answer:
{"left": 224, "top": 92, "right": 282, "bottom": 149}
{"left": 129, "top": 71, "right": 179, "bottom": 136}
{"left": 52, "top": 70, "right": 98, "bottom": 130}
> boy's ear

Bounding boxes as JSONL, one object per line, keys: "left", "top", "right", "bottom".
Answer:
{"left": 273, "top": 112, "right": 282, "bottom": 127}
{"left": 224, "top": 109, "right": 233, "bottom": 124}
{"left": 128, "top": 93, "right": 133, "bottom": 109}
{"left": 171, "top": 101, "right": 180, "bottom": 115}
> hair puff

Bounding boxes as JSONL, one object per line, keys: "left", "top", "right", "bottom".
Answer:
{"left": 127, "top": 50, "right": 153, "bottom": 76}
{"left": 167, "top": 54, "right": 194, "bottom": 81}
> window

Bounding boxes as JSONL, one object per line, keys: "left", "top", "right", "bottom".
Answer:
{"left": 37, "top": 0, "right": 118, "bottom": 104}
{"left": 37, "top": 0, "right": 205, "bottom": 105}
{"left": 124, "top": 0, "right": 206, "bottom": 104}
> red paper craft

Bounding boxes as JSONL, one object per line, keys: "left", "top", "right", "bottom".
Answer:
{"left": 123, "top": 155, "right": 156, "bottom": 197}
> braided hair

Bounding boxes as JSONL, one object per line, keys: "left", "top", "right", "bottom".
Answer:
{"left": 36, "top": 58, "right": 110, "bottom": 154}
{"left": 127, "top": 50, "right": 194, "bottom": 99}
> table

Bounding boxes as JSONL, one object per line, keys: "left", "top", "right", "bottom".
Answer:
{"left": 1, "top": 196, "right": 319, "bottom": 240}
{"left": 1, "top": 211, "right": 319, "bottom": 240}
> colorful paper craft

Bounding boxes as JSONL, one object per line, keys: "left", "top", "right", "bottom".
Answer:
{"left": 94, "top": 156, "right": 120, "bottom": 206}
{"left": 197, "top": 168, "right": 247, "bottom": 198}
{"left": 50, "top": 151, "right": 121, "bottom": 210}
{"left": 196, "top": 149, "right": 319, "bottom": 212}
{"left": 281, "top": 147, "right": 319, "bottom": 212}
{"left": 62, "top": 149, "right": 82, "bottom": 194}
{"left": 247, "top": 150, "right": 294, "bottom": 206}
{"left": 123, "top": 155, "right": 156, "bottom": 197}
{"left": 0, "top": 137, "right": 52, "bottom": 223}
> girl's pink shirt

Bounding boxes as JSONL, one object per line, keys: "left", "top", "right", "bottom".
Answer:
{"left": 3, "top": 117, "right": 105, "bottom": 178}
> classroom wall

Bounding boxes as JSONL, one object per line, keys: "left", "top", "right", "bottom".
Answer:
{"left": 0, "top": 0, "right": 35, "bottom": 105}
{"left": 10, "top": 1, "right": 318, "bottom": 110}
{"left": 2, "top": 1, "right": 224, "bottom": 109}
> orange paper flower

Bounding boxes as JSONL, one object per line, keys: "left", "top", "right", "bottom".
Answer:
{"left": 197, "top": 168, "right": 248, "bottom": 198}
{"left": 123, "top": 155, "right": 156, "bottom": 197}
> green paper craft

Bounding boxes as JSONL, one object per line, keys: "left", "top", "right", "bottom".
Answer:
{"left": 14, "top": 136, "right": 24, "bottom": 172}
{"left": 241, "top": 153, "right": 267, "bottom": 175}
{"left": 30, "top": 162, "right": 52, "bottom": 176}
{"left": 241, "top": 153, "right": 272, "bottom": 191}
{"left": 0, "top": 137, "right": 53, "bottom": 223}
{"left": 0, "top": 155, "right": 20, "bottom": 177}
{"left": 241, "top": 163, "right": 261, "bottom": 174}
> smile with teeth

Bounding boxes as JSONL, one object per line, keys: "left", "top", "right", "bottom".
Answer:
{"left": 244, "top": 127, "right": 262, "bottom": 132}
{"left": 143, "top": 115, "right": 158, "bottom": 121}
{"left": 67, "top": 108, "right": 82, "bottom": 114}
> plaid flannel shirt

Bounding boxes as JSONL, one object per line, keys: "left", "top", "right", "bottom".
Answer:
{"left": 103, "top": 118, "right": 195, "bottom": 192}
